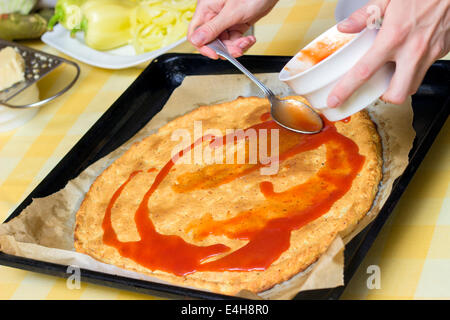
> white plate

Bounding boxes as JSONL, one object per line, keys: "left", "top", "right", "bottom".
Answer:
{"left": 42, "top": 24, "right": 193, "bottom": 69}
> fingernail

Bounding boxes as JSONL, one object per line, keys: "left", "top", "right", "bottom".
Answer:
{"left": 328, "top": 95, "right": 341, "bottom": 108}
{"left": 191, "top": 30, "right": 208, "bottom": 46}
{"left": 239, "top": 40, "right": 249, "bottom": 49}
{"left": 339, "top": 18, "right": 353, "bottom": 28}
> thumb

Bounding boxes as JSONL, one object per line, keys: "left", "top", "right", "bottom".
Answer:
{"left": 190, "top": 12, "right": 234, "bottom": 47}
{"left": 338, "top": 0, "right": 389, "bottom": 33}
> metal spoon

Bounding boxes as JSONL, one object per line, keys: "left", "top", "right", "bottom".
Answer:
{"left": 206, "top": 39, "right": 323, "bottom": 134}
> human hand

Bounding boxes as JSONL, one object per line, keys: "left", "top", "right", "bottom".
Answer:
{"left": 327, "top": 0, "right": 450, "bottom": 107}
{"left": 188, "top": 0, "right": 278, "bottom": 59}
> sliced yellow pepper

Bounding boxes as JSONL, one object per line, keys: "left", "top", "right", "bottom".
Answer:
{"left": 80, "top": 0, "right": 136, "bottom": 51}
{"left": 48, "top": 0, "right": 88, "bottom": 31}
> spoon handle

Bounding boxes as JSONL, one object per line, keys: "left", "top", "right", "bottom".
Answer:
{"left": 207, "top": 39, "right": 275, "bottom": 98}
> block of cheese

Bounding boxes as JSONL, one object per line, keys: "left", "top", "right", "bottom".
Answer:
{"left": 0, "top": 47, "right": 25, "bottom": 91}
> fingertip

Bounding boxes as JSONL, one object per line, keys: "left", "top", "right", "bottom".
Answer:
{"left": 190, "top": 28, "right": 210, "bottom": 47}
{"left": 381, "top": 83, "right": 408, "bottom": 105}
{"left": 380, "top": 92, "right": 407, "bottom": 105}
{"left": 337, "top": 18, "right": 351, "bottom": 31}
{"left": 381, "top": 61, "right": 417, "bottom": 105}
{"left": 238, "top": 39, "right": 250, "bottom": 50}
{"left": 338, "top": 4, "right": 373, "bottom": 34}
{"left": 198, "top": 46, "right": 219, "bottom": 60}
{"left": 337, "top": 18, "right": 364, "bottom": 34}
{"left": 229, "top": 46, "right": 244, "bottom": 58}
{"left": 327, "top": 95, "right": 341, "bottom": 108}
{"left": 233, "top": 36, "right": 255, "bottom": 54}
{"left": 246, "top": 36, "right": 256, "bottom": 49}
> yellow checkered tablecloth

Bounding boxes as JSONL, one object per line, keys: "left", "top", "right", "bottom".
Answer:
{"left": 0, "top": 0, "right": 449, "bottom": 300}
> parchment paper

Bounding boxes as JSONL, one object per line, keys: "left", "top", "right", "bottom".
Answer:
{"left": 0, "top": 73, "right": 415, "bottom": 299}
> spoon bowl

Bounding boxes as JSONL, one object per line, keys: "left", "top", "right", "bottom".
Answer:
{"left": 271, "top": 98, "right": 323, "bottom": 134}
{"left": 206, "top": 39, "right": 324, "bottom": 134}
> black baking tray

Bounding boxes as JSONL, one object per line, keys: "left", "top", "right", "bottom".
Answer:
{"left": 0, "top": 54, "right": 448, "bottom": 300}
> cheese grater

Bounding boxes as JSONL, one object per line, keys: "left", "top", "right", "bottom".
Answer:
{"left": 0, "top": 39, "right": 80, "bottom": 109}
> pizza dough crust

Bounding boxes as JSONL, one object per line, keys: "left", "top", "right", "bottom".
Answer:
{"left": 74, "top": 96, "right": 382, "bottom": 295}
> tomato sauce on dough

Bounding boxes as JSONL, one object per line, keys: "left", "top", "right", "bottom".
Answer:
{"left": 102, "top": 114, "right": 365, "bottom": 276}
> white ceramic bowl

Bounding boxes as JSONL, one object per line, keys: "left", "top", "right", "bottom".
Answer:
{"left": 279, "top": 25, "right": 394, "bottom": 121}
